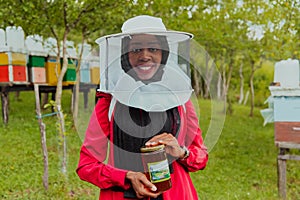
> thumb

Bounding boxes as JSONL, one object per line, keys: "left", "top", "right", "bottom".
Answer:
{"left": 141, "top": 176, "right": 157, "bottom": 192}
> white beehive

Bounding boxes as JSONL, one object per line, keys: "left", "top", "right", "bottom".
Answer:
{"left": 274, "top": 59, "right": 299, "bottom": 88}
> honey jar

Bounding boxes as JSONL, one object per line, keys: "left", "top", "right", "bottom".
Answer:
{"left": 140, "top": 145, "right": 172, "bottom": 192}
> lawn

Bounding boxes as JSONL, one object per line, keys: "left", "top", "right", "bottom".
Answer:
{"left": 0, "top": 91, "right": 299, "bottom": 199}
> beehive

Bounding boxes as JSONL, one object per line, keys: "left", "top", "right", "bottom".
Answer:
{"left": 12, "top": 65, "right": 27, "bottom": 82}
{"left": 11, "top": 53, "right": 26, "bottom": 66}
{"left": 0, "top": 65, "right": 10, "bottom": 82}
{"left": 0, "top": 52, "right": 27, "bottom": 66}
{"left": 0, "top": 52, "right": 28, "bottom": 84}
{"left": 89, "top": 58, "right": 100, "bottom": 85}
{"left": 28, "top": 56, "right": 46, "bottom": 67}
{"left": 45, "top": 57, "right": 61, "bottom": 85}
{"left": 0, "top": 53, "right": 9, "bottom": 65}
{"left": 271, "top": 59, "right": 300, "bottom": 144}
{"left": 80, "top": 61, "right": 90, "bottom": 83}
{"left": 90, "top": 67, "right": 100, "bottom": 85}
{"left": 62, "top": 59, "right": 77, "bottom": 85}
{"left": 29, "top": 67, "right": 46, "bottom": 83}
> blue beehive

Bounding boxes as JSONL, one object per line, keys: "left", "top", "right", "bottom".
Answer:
{"left": 80, "top": 60, "right": 90, "bottom": 83}
{"left": 78, "top": 43, "right": 92, "bottom": 84}
{"left": 269, "top": 59, "right": 300, "bottom": 144}
{"left": 273, "top": 97, "right": 300, "bottom": 122}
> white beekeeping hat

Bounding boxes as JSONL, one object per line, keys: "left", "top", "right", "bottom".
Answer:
{"left": 95, "top": 15, "right": 193, "bottom": 112}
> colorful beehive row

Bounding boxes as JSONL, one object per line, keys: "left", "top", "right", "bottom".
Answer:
{"left": 0, "top": 27, "right": 100, "bottom": 86}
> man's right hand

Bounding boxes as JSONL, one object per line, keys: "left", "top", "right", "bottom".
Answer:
{"left": 126, "top": 171, "right": 161, "bottom": 199}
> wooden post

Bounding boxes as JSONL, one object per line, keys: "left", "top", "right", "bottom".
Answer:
{"left": 83, "top": 90, "right": 88, "bottom": 109}
{"left": 1, "top": 91, "right": 9, "bottom": 124}
{"left": 276, "top": 142, "right": 300, "bottom": 199}
{"left": 34, "top": 84, "right": 49, "bottom": 190}
{"left": 277, "top": 148, "right": 287, "bottom": 200}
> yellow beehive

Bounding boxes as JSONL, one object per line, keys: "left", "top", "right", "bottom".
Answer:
{"left": 45, "top": 58, "right": 61, "bottom": 86}
{"left": 90, "top": 67, "right": 100, "bottom": 85}
{"left": 11, "top": 53, "right": 26, "bottom": 66}
{"left": 0, "top": 53, "right": 9, "bottom": 65}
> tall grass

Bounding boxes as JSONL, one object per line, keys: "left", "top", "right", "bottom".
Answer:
{"left": 0, "top": 91, "right": 299, "bottom": 199}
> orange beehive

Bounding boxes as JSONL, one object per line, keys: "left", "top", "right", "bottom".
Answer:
{"left": 12, "top": 65, "right": 27, "bottom": 82}
{"left": 0, "top": 65, "right": 10, "bottom": 82}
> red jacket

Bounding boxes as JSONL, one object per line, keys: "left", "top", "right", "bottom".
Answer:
{"left": 76, "top": 92, "right": 208, "bottom": 200}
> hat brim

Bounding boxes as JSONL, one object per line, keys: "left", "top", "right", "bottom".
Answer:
{"left": 95, "top": 30, "right": 193, "bottom": 45}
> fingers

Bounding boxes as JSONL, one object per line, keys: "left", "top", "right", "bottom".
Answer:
{"left": 137, "top": 173, "right": 157, "bottom": 192}
{"left": 145, "top": 133, "right": 172, "bottom": 146}
{"left": 145, "top": 133, "right": 183, "bottom": 158}
{"left": 126, "top": 171, "right": 161, "bottom": 199}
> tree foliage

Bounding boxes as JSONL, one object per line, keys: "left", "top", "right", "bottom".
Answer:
{"left": 0, "top": 0, "right": 299, "bottom": 112}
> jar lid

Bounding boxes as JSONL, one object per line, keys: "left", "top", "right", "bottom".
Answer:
{"left": 140, "top": 144, "right": 165, "bottom": 153}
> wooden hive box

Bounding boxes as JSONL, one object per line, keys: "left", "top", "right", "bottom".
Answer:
{"left": 11, "top": 52, "right": 26, "bottom": 66}
{"left": 79, "top": 61, "right": 90, "bottom": 83}
{"left": 0, "top": 65, "right": 11, "bottom": 82}
{"left": 274, "top": 97, "right": 300, "bottom": 144}
{"left": 90, "top": 67, "right": 100, "bottom": 85}
{"left": 0, "top": 52, "right": 9, "bottom": 65}
{"left": 12, "top": 65, "right": 28, "bottom": 83}
{"left": 29, "top": 67, "right": 46, "bottom": 83}
{"left": 28, "top": 55, "right": 46, "bottom": 67}
{"left": 45, "top": 57, "right": 61, "bottom": 86}
{"left": 0, "top": 52, "right": 28, "bottom": 84}
{"left": 63, "top": 67, "right": 76, "bottom": 85}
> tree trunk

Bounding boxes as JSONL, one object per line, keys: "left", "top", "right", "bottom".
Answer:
{"left": 204, "top": 52, "right": 214, "bottom": 99}
{"left": 225, "top": 57, "right": 234, "bottom": 114}
{"left": 243, "top": 90, "right": 249, "bottom": 105}
{"left": 249, "top": 65, "right": 255, "bottom": 117}
{"left": 249, "top": 59, "right": 263, "bottom": 117}
{"left": 238, "top": 63, "right": 244, "bottom": 104}
{"left": 217, "top": 73, "right": 222, "bottom": 100}
{"left": 73, "top": 64, "right": 80, "bottom": 127}
{"left": 55, "top": 32, "right": 69, "bottom": 175}
{"left": 222, "top": 68, "right": 227, "bottom": 113}
{"left": 192, "top": 68, "right": 201, "bottom": 96}
{"left": 73, "top": 38, "right": 85, "bottom": 127}
{"left": 34, "top": 84, "right": 49, "bottom": 190}
{"left": 1, "top": 91, "right": 9, "bottom": 124}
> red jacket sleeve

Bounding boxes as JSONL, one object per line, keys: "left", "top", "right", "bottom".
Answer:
{"left": 177, "top": 100, "right": 208, "bottom": 172}
{"left": 76, "top": 92, "right": 130, "bottom": 190}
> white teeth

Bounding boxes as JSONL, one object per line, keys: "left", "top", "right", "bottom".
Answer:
{"left": 138, "top": 66, "right": 151, "bottom": 71}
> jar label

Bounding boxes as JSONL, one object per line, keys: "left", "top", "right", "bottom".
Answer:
{"left": 147, "top": 159, "right": 170, "bottom": 183}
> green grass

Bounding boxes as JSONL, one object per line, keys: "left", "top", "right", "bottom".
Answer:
{"left": 0, "top": 91, "right": 299, "bottom": 199}
{"left": 197, "top": 103, "right": 300, "bottom": 200}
